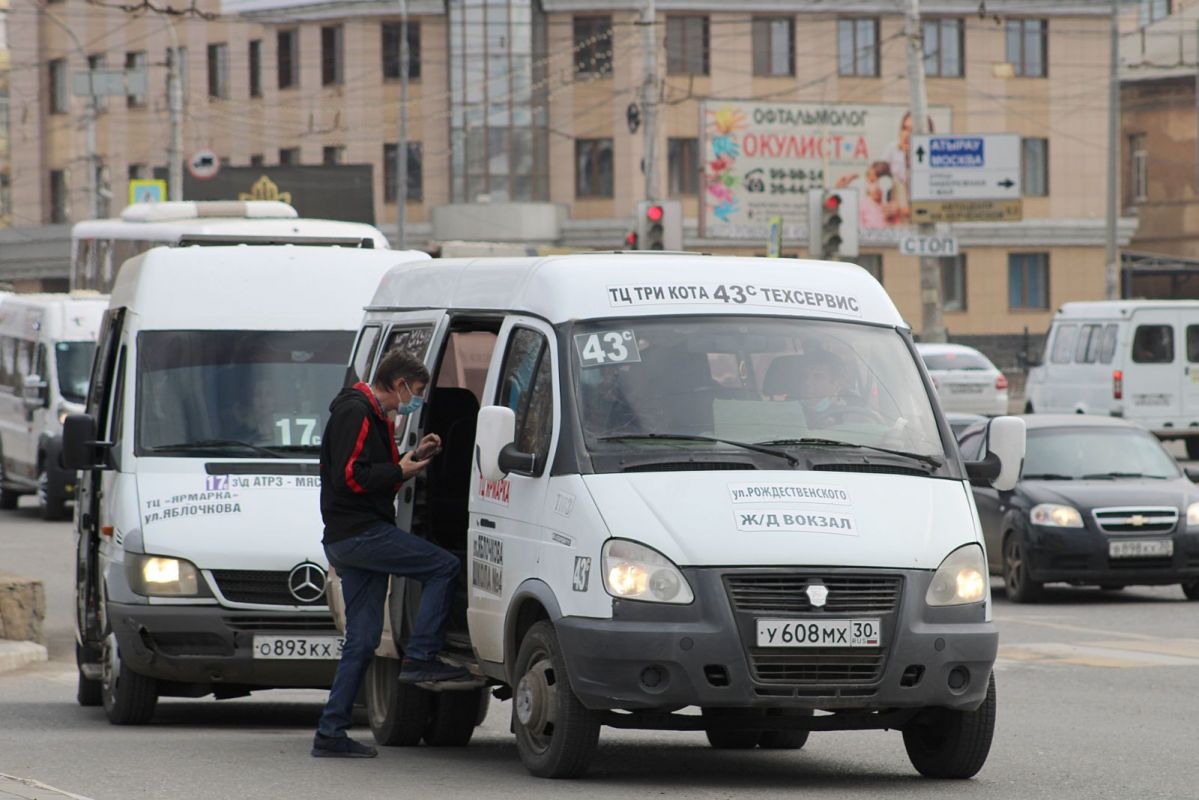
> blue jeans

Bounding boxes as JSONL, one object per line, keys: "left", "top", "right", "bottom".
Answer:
{"left": 315, "top": 522, "right": 459, "bottom": 738}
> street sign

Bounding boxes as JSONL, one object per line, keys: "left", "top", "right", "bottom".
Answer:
{"left": 128, "top": 179, "right": 167, "bottom": 205}
{"left": 188, "top": 150, "right": 221, "bottom": 180}
{"left": 911, "top": 199, "right": 1023, "bottom": 223}
{"left": 72, "top": 68, "right": 147, "bottom": 98}
{"left": 911, "top": 134, "right": 1021, "bottom": 202}
{"left": 766, "top": 216, "right": 782, "bottom": 258}
{"left": 899, "top": 232, "right": 959, "bottom": 257}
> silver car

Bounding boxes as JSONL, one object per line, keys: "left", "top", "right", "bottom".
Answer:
{"left": 918, "top": 343, "right": 1009, "bottom": 416}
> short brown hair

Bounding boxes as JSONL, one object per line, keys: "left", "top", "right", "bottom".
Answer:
{"left": 373, "top": 349, "right": 430, "bottom": 390}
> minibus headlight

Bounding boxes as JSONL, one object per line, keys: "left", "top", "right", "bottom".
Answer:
{"left": 926, "top": 544, "right": 988, "bottom": 607}
{"left": 126, "top": 553, "right": 205, "bottom": 597}
{"left": 1030, "top": 503, "right": 1084, "bottom": 528}
{"left": 601, "top": 539, "right": 694, "bottom": 604}
{"left": 1187, "top": 502, "right": 1199, "bottom": 528}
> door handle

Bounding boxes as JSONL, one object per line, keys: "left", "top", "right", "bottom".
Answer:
{"left": 479, "top": 517, "right": 496, "bottom": 529}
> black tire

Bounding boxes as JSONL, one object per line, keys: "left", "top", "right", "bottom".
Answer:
{"left": 758, "top": 709, "right": 812, "bottom": 749}
{"left": 1099, "top": 584, "right": 1125, "bottom": 592}
{"left": 1187, "top": 438, "right": 1199, "bottom": 461}
{"left": 702, "top": 708, "right": 762, "bottom": 749}
{"left": 0, "top": 464, "right": 18, "bottom": 510}
{"left": 76, "top": 643, "right": 102, "bottom": 707}
{"left": 512, "top": 620, "right": 600, "bottom": 779}
{"left": 38, "top": 469, "right": 68, "bottom": 521}
{"left": 365, "top": 655, "right": 430, "bottom": 746}
{"left": 102, "top": 635, "right": 158, "bottom": 725}
{"left": 1003, "top": 534, "right": 1043, "bottom": 603}
{"left": 1182, "top": 580, "right": 1199, "bottom": 601}
{"left": 903, "top": 673, "right": 997, "bottom": 779}
{"left": 1023, "top": 402, "right": 1034, "bottom": 414}
{"left": 423, "top": 688, "right": 487, "bottom": 747}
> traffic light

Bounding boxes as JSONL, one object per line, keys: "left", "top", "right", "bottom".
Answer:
{"left": 635, "top": 200, "right": 683, "bottom": 251}
{"left": 807, "top": 189, "right": 859, "bottom": 260}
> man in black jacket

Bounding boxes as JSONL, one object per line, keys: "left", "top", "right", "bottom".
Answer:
{"left": 312, "top": 349, "right": 467, "bottom": 758}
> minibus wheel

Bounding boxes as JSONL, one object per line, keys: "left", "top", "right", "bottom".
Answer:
{"left": 38, "top": 469, "right": 68, "bottom": 521}
{"left": 76, "top": 643, "right": 101, "bottom": 707}
{"left": 758, "top": 709, "right": 812, "bottom": 749}
{"left": 1182, "top": 580, "right": 1199, "bottom": 601}
{"left": 512, "top": 621, "right": 599, "bottom": 778}
{"left": 365, "top": 655, "right": 429, "bottom": 746}
{"left": 902, "top": 673, "right": 996, "bottom": 779}
{"left": 423, "top": 687, "right": 488, "bottom": 747}
{"left": 0, "top": 461, "right": 18, "bottom": 510}
{"left": 101, "top": 633, "right": 158, "bottom": 725}
{"left": 702, "top": 708, "right": 760, "bottom": 749}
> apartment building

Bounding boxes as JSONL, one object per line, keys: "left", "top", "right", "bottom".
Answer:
{"left": 2, "top": 0, "right": 1131, "bottom": 348}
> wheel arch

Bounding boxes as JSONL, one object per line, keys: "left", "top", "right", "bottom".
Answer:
{"left": 503, "top": 579, "right": 563, "bottom": 685}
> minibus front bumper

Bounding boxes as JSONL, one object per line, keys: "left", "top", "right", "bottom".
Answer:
{"left": 107, "top": 603, "right": 340, "bottom": 688}
{"left": 555, "top": 567, "right": 996, "bottom": 714}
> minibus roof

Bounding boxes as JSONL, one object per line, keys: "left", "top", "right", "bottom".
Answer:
{"left": 368, "top": 254, "right": 905, "bottom": 327}
{"left": 112, "top": 245, "right": 430, "bottom": 331}
{"left": 1055, "top": 300, "right": 1199, "bottom": 319}
{"left": 0, "top": 292, "right": 109, "bottom": 339}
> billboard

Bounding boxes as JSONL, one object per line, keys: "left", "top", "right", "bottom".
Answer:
{"left": 183, "top": 165, "right": 375, "bottom": 224}
{"left": 700, "top": 101, "right": 952, "bottom": 243}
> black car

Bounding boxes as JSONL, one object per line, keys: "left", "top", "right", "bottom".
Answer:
{"left": 958, "top": 415, "right": 1199, "bottom": 602}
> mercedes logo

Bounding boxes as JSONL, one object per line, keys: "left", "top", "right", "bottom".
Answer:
{"left": 288, "top": 563, "right": 327, "bottom": 604}
{"left": 805, "top": 584, "right": 829, "bottom": 608}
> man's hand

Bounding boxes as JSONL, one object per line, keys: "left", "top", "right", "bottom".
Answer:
{"left": 399, "top": 449, "right": 434, "bottom": 479}
{"left": 413, "top": 433, "right": 442, "bottom": 460}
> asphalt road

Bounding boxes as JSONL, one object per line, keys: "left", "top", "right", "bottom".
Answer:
{"left": 2, "top": 498, "right": 1197, "bottom": 800}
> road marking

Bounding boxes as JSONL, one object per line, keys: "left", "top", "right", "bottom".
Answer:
{"left": 998, "top": 639, "right": 1199, "bottom": 669}
{"left": 994, "top": 614, "right": 1162, "bottom": 641}
{"left": 0, "top": 773, "right": 96, "bottom": 800}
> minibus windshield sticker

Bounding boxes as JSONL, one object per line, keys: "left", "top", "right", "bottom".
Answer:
{"left": 472, "top": 535, "right": 504, "bottom": 596}
{"left": 478, "top": 475, "right": 511, "bottom": 505}
{"left": 142, "top": 486, "right": 243, "bottom": 526}
{"left": 574, "top": 330, "right": 642, "bottom": 367}
{"left": 606, "top": 284, "right": 863, "bottom": 318}
{"left": 227, "top": 475, "right": 322, "bottom": 489}
{"left": 735, "top": 509, "right": 858, "bottom": 536}
{"left": 729, "top": 483, "right": 852, "bottom": 505}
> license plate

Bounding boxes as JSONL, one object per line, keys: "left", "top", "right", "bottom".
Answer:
{"left": 252, "top": 635, "right": 344, "bottom": 659}
{"left": 1109, "top": 539, "right": 1173, "bottom": 559}
{"left": 755, "top": 619, "right": 881, "bottom": 648}
{"left": 949, "top": 384, "right": 985, "bottom": 394}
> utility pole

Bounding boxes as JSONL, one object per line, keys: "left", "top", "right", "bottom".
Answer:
{"left": 166, "top": 19, "right": 183, "bottom": 202}
{"left": 905, "top": 0, "right": 945, "bottom": 343}
{"left": 396, "top": 0, "right": 409, "bottom": 249}
{"left": 641, "top": 0, "right": 658, "bottom": 202}
{"left": 40, "top": 6, "right": 99, "bottom": 219}
{"left": 1105, "top": 0, "right": 1120, "bottom": 300}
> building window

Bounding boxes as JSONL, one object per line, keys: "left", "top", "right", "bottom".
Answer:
{"left": 49, "top": 170, "right": 69, "bottom": 224}
{"left": 575, "top": 139, "right": 614, "bottom": 198}
{"left": 279, "top": 147, "right": 300, "bottom": 165}
{"left": 838, "top": 18, "right": 879, "bottom": 77}
{"left": 250, "top": 154, "right": 265, "bottom": 167}
{"left": 49, "top": 59, "right": 68, "bottom": 114}
{"left": 383, "top": 142, "right": 423, "bottom": 203}
{"left": 125, "top": 51, "right": 147, "bottom": 107}
{"left": 752, "top": 17, "right": 794, "bottom": 77}
{"left": 941, "top": 255, "right": 967, "bottom": 311}
{"left": 249, "top": 40, "right": 262, "bottom": 98}
{"left": 666, "top": 16, "right": 709, "bottom": 76}
{"left": 1009, "top": 253, "right": 1049, "bottom": 309}
{"left": 207, "top": 43, "right": 229, "bottom": 99}
{"left": 1140, "top": 0, "right": 1171, "bottom": 26}
{"left": 277, "top": 30, "right": 299, "bottom": 89}
{"left": 382, "top": 21, "right": 421, "bottom": 80}
{"left": 1130, "top": 133, "right": 1148, "bottom": 202}
{"left": 127, "top": 163, "right": 148, "bottom": 180}
{"left": 923, "top": 18, "right": 963, "bottom": 77}
{"left": 323, "top": 145, "right": 344, "bottom": 166}
{"left": 668, "top": 138, "right": 699, "bottom": 196}
{"left": 87, "top": 54, "right": 108, "bottom": 113}
{"left": 856, "top": 254, "right": 883, "bottom": 283}
{"left": 321, "top": 25, "right": 343, "bottom": 86}
{"left": 1022, "top": 137, "right": 1048, "bottom": 197}
{"left": 1006, "top": 19, "right": 1046, "bottom": 78}
{"left": 574, "top": 16, "right": 613, "bottom": 76}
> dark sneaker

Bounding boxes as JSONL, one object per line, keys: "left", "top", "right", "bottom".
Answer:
{"left": 398, "top": 657, "right": 471, "bottom": 684}
{"left": 311, "top": 733, "right": 378, "bottom": 758}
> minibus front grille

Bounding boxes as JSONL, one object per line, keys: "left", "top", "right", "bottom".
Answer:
{"left": 212, "top": 570, "right": 326, "bottom": 606}
{"left": 223, "top": 615, "right": 338, "bottom": 632}
{"left": 749, "top": 651, "right": 885, "bottom": 685}
{"left": 724, "top": 574, "right": 903, "bottom": 614}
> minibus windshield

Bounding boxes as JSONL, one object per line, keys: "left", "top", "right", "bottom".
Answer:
{"left": 55, "top": 341, "right": 96, "bottom": 404}
{"left": 572, "top": 316, "right": 945, "bottom": 462}
{"left": 135, "top": 330, "right": 354, "bottom": 457}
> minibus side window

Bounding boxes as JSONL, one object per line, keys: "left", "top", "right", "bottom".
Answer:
{"left": 381, "top": 326, "right": 434, "bottom": 365}
{"left": 1050, "top": 324, "right": 1077, "bottom": 364}
{"left": 496, "top": 328, "right": 553, "bottom": 475}
{"left": 347, "top": 325, "right": 382, "bottom": 386}
{"left": 108, "top": 348, "right": 127, "bottom": 446}
{"left": 1098, "top": 324, "right": 1119, "bottom": 364}
{"left": 1074, "top": 325, "right": 1095, "bottom": 363}
{"left": 1186, "top": 325, "right": 1199, "bottom": 363}
{"left": 957, "top": 425, "right": 986, "bottom": 462}
{"left": 1132, "top": 325, "right": 1174, "bottom": 364}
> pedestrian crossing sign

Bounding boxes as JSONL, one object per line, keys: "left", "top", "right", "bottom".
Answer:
{"left": 129, "top": 179, "right": 167, "bottom": 205}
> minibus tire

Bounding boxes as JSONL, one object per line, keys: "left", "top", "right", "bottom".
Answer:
{"left": 423, "top": 688, "right": 487, "bottom": 747}
{"left": 76, "top": 644, "right": 102, "bottom": 707}
{"left": 102, "top": 635, "right": 158, "bottom": 725}
{"left": 1182, "top": 580, "right": 1199, "bottom": 600}
{"left": 38, "top": 470, "right": 68, "bottom": 521}
{"left": 902, "top": 673, "right": 996, "bottom": 779}
{"left": 366, "top": 655, "right": 430, "bottom": 746}
{"left": 702, "top": 709, "right": 761, "bottom": 749}
{"left": 1002, "top": 535, "right": 1043, "bottom": 603}
{"left": 758, "top": 709, "right": 812, "bottom": 749}
{"left": 512, "top": 621, "right": 600, "bottom": 778}
{"left": 0, "top": 463, "right": 18, "bottom": 510}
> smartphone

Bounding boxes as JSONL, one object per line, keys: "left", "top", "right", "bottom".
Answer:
{"left": 413, "top": 442, "right": 442, "bottom": 461}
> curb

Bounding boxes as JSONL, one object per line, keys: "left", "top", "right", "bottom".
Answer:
{"left": 0, "top": 640, "right": 49, "bottom": 674}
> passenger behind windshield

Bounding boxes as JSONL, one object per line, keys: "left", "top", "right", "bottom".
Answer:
{"left": 572, "top": 317, "right": 944, "bottom": 461}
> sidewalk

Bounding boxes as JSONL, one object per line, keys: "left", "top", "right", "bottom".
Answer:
{"left": 0, "top": 640, "right": 48, "bottom": 675}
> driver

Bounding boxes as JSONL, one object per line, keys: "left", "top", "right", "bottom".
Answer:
{"left": 797, "top": 350, "right": 852, "bottom": 427}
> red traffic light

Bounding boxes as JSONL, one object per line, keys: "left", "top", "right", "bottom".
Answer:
{"left": 823, "top": 194, "right": 842, "bottom": 212}
{"left": 645, "top": 204, "right": 664, "bottom": 222}
{"left": 625, "top": 231, "right": 637, "bottom": 248}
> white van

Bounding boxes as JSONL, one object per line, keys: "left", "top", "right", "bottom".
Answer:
{"left": 0, "top": 292, "right": 108, "bottom": 519}
{"left": 61, "top": 244, "right": 429, "bottom": 725}
{"left": 331, "top": 254, "right": 1025, "bottom": 779}
{"left": 1025, "top": 300, "right": 1199, "bottom": 457}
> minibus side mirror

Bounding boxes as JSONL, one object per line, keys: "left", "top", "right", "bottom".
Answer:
{"left": 965, "top": 416, "right": 1025, "bottom": 492}
{"left": 476, "top": 405, "right": 517, "bottom": 482}
{"left": 62, "top": 413, "right": 112, "bottom": 471}
{"left": 21, "top": 375, "right": 48, "bottom": 409}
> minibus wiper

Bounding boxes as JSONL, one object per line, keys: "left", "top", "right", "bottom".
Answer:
{"left": 1081, "top": 471, "right": 1169, "bottom": 480}
{"left": 1021, "top": 473, "right": 1073, "bottom": 480}
{"left": 757, "top": 438, "right": 942, "bottom": 470}
{"left": 145, "top": 439, "right": 286, "bottom": 458}
{"left": 597, "top": 434, "right": 798, "bottom": 466}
